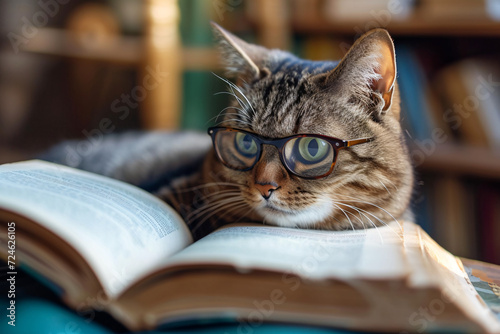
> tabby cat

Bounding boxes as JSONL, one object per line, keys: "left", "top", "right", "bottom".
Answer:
{"left": 157, "top": 24, "right": 414, "bottom": 240}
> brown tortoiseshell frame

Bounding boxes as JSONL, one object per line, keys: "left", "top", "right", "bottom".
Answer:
{"left": 208, "top": 127, "right": 374, "bottom": 179}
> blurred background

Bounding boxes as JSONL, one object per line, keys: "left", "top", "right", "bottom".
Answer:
{"left": 1, "top": 0, "right": 500, "bottom": 264}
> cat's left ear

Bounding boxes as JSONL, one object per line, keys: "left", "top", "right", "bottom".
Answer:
{"left": 211, "top": 22, "right": 269, "bottom": 82}
{"left": 319, "top": 29, "right": 397, "bottom": 116}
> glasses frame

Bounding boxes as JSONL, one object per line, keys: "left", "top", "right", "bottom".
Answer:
{"left": 208, "top": 127, "right": 374, "bottom": 179}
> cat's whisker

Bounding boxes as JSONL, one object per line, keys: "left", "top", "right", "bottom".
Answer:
{"left": 315, "top": 196, "right": 365, "bottom": 230}
{"left": 190, "top": 199, "right": 248, "bottom": 233}
{"left": 216, "top": 93, "right": 250, "bottom": 118}
{"left": 210, "top": 114, "right": 251, "bottom": 128}
{"left": 201, "top": 192, "right": 244, "bottom": 203}
{"left": 333, "top": 201, "right": 385, "bottom": 242}
{"left": 209, "top": 106, "right": 230, "bottom": 125}
{"left": 216, "top": 117, "right": 253, "bottom": 128}
{"left": 223, "top": 202, "right": 254, "bottom": 225}
{"left": 220, "top": 114, "right": 252, "bottom": 124}
{"left": 346, "top": 206, "right": 368, "bottom": 230}
{"left": 213, "top": 108, "right": 250, "bottom": 120}
{"left": 173, "top": 182, "right": 241, "bottom": 194}
{"left": 383, "top": 177, "right": 400, "bottom": 192}
{"left": 208, "top": 107, "right": 250, "bottom": 126}
{"left": 198, "top": 200, "right": 247, "bottom": 225}
{"left": 185, "top": 192, "right": 241, "bottom": 214}
{"left": 187, "top": 196, "right": 243, "bottom": 221}
{"left": 200, "top": 189, "right": 242, "bottom": 197}
{"left": 342, "top": 208, "right": 366, "bottom": 229}
{"left": 214, "top": 91, "right": 250, "bottom": 119}
{"left": 228, "top": 203, "right": 255, "bottom": 223}
{"left": 212, "top": 73, "right": 256, "bottom": 116}
{"left": 228, "top": 89, "right": 251, "bottom": 118}
{"left": 318, "top": 193, "right": 399, "bottom": 240}
{"left": 335, "top": 201, "right": 403, "bottom": 241}
{"left": 330, "top": 202, "right": 355, "bottom": 231}
{"left": 377, "top": 178, "right": 392, "bottom": 196}
{"left": 334, "top": 195, "right": 403, "bottom": 233}
{"left": 230, "top": 86, "right": 255, "bottom": 118}
{"left": 214, "top": 90, "right": 245, "bottom": 107}
{"left": 187, "top": 194, "right": 242, "bottom": 219}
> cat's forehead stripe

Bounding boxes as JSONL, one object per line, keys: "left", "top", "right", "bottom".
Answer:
{"left": 270, "top": 55, "right": 337, "bottom": 75}
{"left": 256, "top": 73, "right": 308, "bottom": 135}
{"left": 252, "top": 58, "right": 335, "bottom": 136}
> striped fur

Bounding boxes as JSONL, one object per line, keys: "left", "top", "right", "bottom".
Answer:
{"left": 157, "top": 26, "right": 414, "bottom": 240}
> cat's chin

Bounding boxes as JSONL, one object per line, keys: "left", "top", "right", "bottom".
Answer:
{"left": 256, "top": 201, "right": 333, "bottom": 229}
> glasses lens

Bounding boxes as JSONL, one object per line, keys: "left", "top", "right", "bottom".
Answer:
{"left": 214, "top": 130, "right": 259, "bottom": 170}
{"left": 283, "top": 137, "right": 334, "bottom": 178}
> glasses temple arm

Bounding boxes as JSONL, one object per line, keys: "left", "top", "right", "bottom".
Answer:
{"left": 345, "top": 137, "right": 374, "bottom": 147}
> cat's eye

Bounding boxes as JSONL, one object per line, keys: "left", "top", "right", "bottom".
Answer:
{"left": 211, "top": 129, "right": 260, "bottom": 171}
{"left": 283, "top": 137, "right": 334, "bottom": 178}
{"left": 235, "top": 132, "right": 258, "bottom": 156}
{"left": 296, "top": 138, "right": 330, "bottom": 163}
{"left": 208, "top": 127, "right": 373, "bottom": 179}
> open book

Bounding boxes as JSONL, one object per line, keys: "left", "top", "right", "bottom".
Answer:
{"left": 0, "top": 160, "right": 499, "bottom": 333}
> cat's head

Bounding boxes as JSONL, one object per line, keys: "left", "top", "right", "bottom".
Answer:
{"left": 203, "top": 23, "right": 414, "bottom": 230}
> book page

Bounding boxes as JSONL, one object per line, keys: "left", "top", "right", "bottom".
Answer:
{"left": 166, "top": 222, "right": 408, "bottom": 280}
{"left": 411, "top": 224, "right": 500, "bottom": 333}
{"left": 0, "top": 160, "right": 193, "bottom": 297}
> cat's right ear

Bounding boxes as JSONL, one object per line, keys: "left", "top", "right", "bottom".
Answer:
{"left": 211, "top": 22, "right": 269, "bottom": 81}
{"left": 314, "top": 29, "right": 397, "bottom": 118}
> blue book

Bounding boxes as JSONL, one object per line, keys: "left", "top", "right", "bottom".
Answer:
{"left": 396, "top": 45, "right": 435, "bottom": 141}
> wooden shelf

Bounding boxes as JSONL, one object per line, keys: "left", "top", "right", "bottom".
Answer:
{"left": 22, "top": 28, "right": 142, "bottom": 64}
{"left": 285, "top": 1, "right": 500, "bottom": 37}
{"left": 417, "top": 145, "right": 500, "bottom": 179}
{"left": 292, "top": 17, "right": 500, "bottom": 37}
{"left": 21, "top": 28, "right": 220, "bottom": 70}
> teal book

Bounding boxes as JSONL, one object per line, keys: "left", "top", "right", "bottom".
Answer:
{"left": 179, "top": 0, "right": 228, "bottom": 130}
{"left": 396, "top": 45, "right": 436, "bottom": 141}
{"left": 0, "top": 298, "right": 357, "bottom": 334}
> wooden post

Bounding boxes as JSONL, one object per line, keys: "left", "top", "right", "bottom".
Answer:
{"left": 142, "top": 0, "right": 181, "bottom": 129}
{"left": 254, "top": 0, "right": 291, "bottom": 50}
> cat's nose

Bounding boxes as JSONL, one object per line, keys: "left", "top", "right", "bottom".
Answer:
{"left": 255, "top": 182, "right": 279, "bottom": 200}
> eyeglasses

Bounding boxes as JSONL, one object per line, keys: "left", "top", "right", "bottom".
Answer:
{"left": 208, "top": 127, "right": 373, "bottom": 179}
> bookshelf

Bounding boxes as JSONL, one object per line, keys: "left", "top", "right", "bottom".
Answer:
{"left": 242, "top": 0, "right": 500, "bottom": 263}
{"left": 17, "top": 0, "right": 220, "bottom": 131}
{"left": 291, "top": 14, "right": 500, "bottom": 37}
{"left": 22, "top": 28, "right": 219, "bottom": 69}
{"left": 292, "top": 19, "right": 500, "bottom": 37}
{"left": 257, "top": 0, "right": 500, "bottom": 36}
{"left": 419, "top": 145, "right": 500, "bottom": 179}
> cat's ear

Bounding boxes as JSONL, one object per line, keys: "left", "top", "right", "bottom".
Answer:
{"left": 321, "top": 29, "right": 397, "bottom": 116}
{"left": 211, "top": 22, "right": 269, "bottom": 81}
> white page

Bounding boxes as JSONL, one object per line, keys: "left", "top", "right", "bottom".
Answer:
{"left": 0, "top": 160, "right": 193, "bottom": 297}
{"left": 167, "top": 222, "right": 408, "bottom": 280}
{"left": 414, "top": 224, "right": 500, "bottom": 333}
